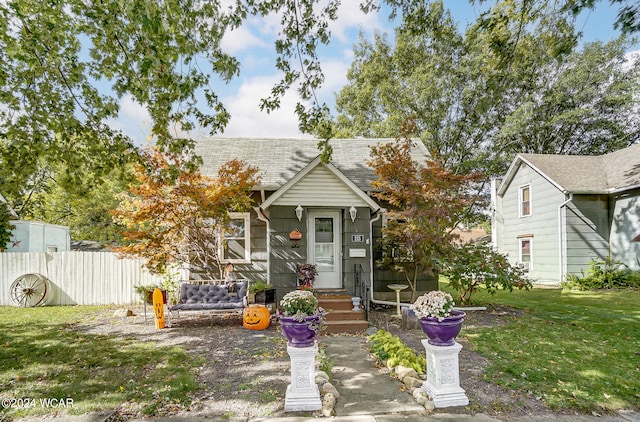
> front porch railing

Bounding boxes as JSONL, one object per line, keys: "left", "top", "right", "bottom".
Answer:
{"left": 354, "top": 264, "right": 370, "bottom": 319}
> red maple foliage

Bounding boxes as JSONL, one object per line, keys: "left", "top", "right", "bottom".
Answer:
{"left": 112, "top": 147, "right": 259, "bottom": 279}
{"left": 368, "top": 121, "right": 483, "bottom": 301}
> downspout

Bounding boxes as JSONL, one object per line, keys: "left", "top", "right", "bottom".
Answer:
{"left": 369, "top": 208, "right": 402, "bottom": 306}
{"left": 490, "top": 178, "right": 499, "bottom": 249}
{"left": 254, "top": 206, "right": 271, "bottom": 285}
{"left": 558, "top": 193, "right": 573, "bottom": 284}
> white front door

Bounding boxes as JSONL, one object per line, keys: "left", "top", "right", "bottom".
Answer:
{"left": 308, "top": 210, "right": 341, "bottom": 289}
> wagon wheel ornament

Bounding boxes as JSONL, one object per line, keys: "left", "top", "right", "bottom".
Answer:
{"left": 10, "top": 273, "right": 50, "bottom": 307}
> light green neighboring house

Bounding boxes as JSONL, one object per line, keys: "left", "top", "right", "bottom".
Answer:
{"left": 196, "top": 138, "right": 438, "bottom": 302}
{"left": 493, "top": 143, "right": 640, "bottom": 285}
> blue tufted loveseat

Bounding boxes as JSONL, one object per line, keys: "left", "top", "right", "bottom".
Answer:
{"left": 170, "top": 280, "right": 248, "bottom": 311}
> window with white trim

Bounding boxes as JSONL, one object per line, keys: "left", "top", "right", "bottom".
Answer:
{"left": 519, "top": 185, "right": 531, "bottom": 217}
{"left": 221, "top": 213, "right": 251, "bottom": 263}
{"left": 518, "top": 237, "right": 532, "bottom": 271}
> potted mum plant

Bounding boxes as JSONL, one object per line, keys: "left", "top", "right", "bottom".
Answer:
{"left": 278, "top": 290, "right": 324, "bottom": 347}
{"left": 410, "top": 290, "right": 465, "bottom": 346}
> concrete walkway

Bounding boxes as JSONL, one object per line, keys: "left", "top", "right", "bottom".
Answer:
{"left": 323, "top": 335, "right": 425, "bottom": 416}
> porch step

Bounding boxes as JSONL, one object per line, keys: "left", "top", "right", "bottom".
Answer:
{"left": 314, "top": 289, "right": 348, "bottom": 296}
{"left": 323, "top": 320, "right": 370, "bottom": 335}
{"left": 324, "top": 309, "right": 366, "bottom": 321}
{"left": 317, "top": 297, "right": 355, "bottom": 311}
{"left": 317, "top": 295, "right": 369, "bottom": 334}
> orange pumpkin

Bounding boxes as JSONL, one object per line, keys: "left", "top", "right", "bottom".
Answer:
{"left": 243, "top": 305, "right": 270, "bottom": 330}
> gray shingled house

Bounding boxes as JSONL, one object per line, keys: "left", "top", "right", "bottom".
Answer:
{"left": 196, "top": 138, "right": 437, "bottom": 305}
{"left": 492, "top": 143, "right": 640, "bottom": 284}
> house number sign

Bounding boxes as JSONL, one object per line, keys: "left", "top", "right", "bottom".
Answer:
{"left": 351, "top": 234, "right": 365, "bottom": 243}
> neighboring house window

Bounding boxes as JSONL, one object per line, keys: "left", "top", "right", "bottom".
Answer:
{"left": 221, "top": 213, "right": 251, "bottom": 263}
{"left": 518, "top": 237, "right": 533, "bottom": 271}
{"left": 519, "top": 185, "right": 531, "bottom": 217}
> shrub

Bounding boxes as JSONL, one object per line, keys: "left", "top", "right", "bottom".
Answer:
{"left": 442, "top": 244, "right": 531, "bottom": 305}
{"left": 367, "top": 330, "right": 426, "bottom": 374}
{"left": 627, "top": 268, "right": 640, "bottom": 288}
{"left": 562, "top": 257, "right": 640, "bottom": 290}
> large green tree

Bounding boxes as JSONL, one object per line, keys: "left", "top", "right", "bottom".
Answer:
{"left": 496, "top": 38, "right": 640, "bottom": 156}
{"left": 0, "top": 0, "right": 340, "bottom": 218}
{"left": 0, "top": 202, "right": 15, "bottom": 252}
{"left": 28, "top": 164, "right": 135, "bottom": 243}
{"left": 2, "top": 0, "right": 638, "bottom": 222}
{"left": 335, "top": 0, "right": 639, "bottom": 175}
{"left": 0, "top": 0, "right": 355, "bottom": 234}
{"left": 1, "top": 0, "right": 636, "bottom": 154}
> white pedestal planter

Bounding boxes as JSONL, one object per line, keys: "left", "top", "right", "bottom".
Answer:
{"left": 351, "top": 296, "right": 361, "bottom": 311}
{"left": 421, "top": 339, "right": 469, "bottom": 408}
{"left": 284, "top": 342, "right": 322, "bottom": 412}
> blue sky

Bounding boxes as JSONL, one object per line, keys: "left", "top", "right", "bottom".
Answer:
{"left": 111, "top": 1, "right": 638, "bottom": 143}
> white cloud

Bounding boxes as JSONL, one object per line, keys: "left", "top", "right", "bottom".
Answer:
{"left": 221, "top": 3, "right": 388, "bottom": 58}
{"left": 217, "top": 75, "right": 312, "bottom": 138}
{"left": 106, "top": 95, "right": 152, "bottom": 145}
{"left": 327, "top": 2, "right": 386, "bottom": 43}
{"left": 220, "top": 24, "right": 269, "bottom": 55}
{"left": 316, "top": 53, "right": 353, "bottom": 107}
{"left": 219, "top": 46, "right": 357, "bottom": 138}
{"left": 624, "top": 49, "right": 640, "bottom": 66}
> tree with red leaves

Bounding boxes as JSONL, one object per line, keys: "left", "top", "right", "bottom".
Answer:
{"left": 112, "top": 147, "right": 259, "bottom": 280}
{"left": 368, "top": 122, "right": 483, "bottom": 302}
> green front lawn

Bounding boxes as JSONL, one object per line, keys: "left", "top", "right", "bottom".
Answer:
{"left": 0, "top": 306, "right": 203, "bottom": 418}
{"left": 443, "top": 283, "right": 640, "bottom": 413}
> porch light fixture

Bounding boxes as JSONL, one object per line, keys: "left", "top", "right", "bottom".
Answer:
{"left": 349, "top": 205, "right": 357, "bottom": 222}
{"left": 295, "top": 205, "right": 304, "bottom": 221}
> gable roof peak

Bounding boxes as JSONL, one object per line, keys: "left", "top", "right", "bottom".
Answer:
{"left": 260, "top": 156, "right": 381, "bottom": 211}
{"left": 500, "top": 143, "right": 640, "bottom": 195}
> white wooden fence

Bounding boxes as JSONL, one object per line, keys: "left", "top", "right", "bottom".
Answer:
{"left": 0, "top": 251, "right": 177, "bottom": 306}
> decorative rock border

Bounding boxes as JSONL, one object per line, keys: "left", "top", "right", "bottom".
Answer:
{"left": 314, "top": 370, "right": 338, "bottom": 416}
{"left": 310, "top": 352, "right": 435, "bottom": 417}
{"left": 391, "top": 364, "right": 436, "bottom": 411}
{"left": 366, "top": 327, "right": 435, "bottom": 410}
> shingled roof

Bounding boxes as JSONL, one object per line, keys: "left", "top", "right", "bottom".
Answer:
{"left": 499, "top": 143, "right": 640, "bottom": 195}
{"left": 196, "top": 138, "right": 430, "bottom": 191}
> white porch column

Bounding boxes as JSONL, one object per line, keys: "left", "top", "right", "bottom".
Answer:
{"left": 421, "top": 340, "right": 469, "bottom": 408}
{"left": 284, "top": 342, "right": 322, "bottom": 412}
